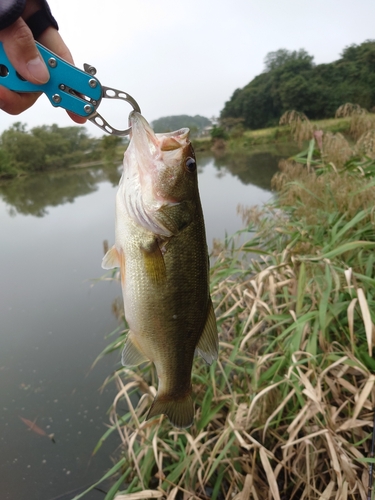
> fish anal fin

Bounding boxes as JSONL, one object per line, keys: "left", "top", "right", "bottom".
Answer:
{"left": 141, "top": 239, "right": 167, "bottom": 284}
{"left": 146, "top": 391, "right": 194, "bottom": 429}
{"left": 102, "top": 245, "right": 120, "bottom": 270}
{"left": 196, "top": 299, "right": 218, "bottom": 365}
{"left": 121, "top": 332, "right": 149, "bottom": 367}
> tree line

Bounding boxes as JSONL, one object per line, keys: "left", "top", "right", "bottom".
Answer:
{"left": 0, "top": 122, "right": 123, "bottom": 178}
{"left": 220, "top": 40, "right": 375, "bottom": 130}
{"left": 0, "top": 114, "right": 214, "bottom": 178}
{"left": 151, "top": 115, "right": 211, "bottom": 136}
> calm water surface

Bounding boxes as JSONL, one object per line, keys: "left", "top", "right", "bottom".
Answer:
{"left": 0, "top": 147, "right": 296, "bottom": 499}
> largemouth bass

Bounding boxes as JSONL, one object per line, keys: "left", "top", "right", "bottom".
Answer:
{"left": 102, "top": 112, "right": 218, "bottom": 428}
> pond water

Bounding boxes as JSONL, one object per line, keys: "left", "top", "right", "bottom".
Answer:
{"left": 0, "top": 145, "right": 296, "bottom": 499}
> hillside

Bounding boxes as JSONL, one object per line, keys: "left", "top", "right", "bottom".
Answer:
{"left": 220, "top": 40, "right": 375, "bottom": 130}
{"left": 151, "top": 114, "right": 211, "bottom": 136}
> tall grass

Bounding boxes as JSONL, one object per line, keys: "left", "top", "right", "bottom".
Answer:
{"left": 279, "top": 110, "right": 313, "bottom": 146}
{"left": 335, "top": 103, "right": 366, "bottom": 118}
{"left": 75, "top": 136, "right": 375, "bottom": 500}
{"left": 350, "top": 114, "right": 375, "bottom": 141}
{"left": 355, "top": 130, "right": 375, "bottom": 159}
{"left": 321, "top": 132, "right": 353, "bottom": 168}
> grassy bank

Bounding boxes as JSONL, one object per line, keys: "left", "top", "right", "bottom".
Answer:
{"left": 73, "top": 123, "right": 375, "bottom": 500}
{"left": 193, "top": 117, "right": 352, "bottom": 152}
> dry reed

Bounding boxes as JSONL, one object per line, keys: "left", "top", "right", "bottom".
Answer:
{"left": 272, "top": 161, "right": 375, "bottom": 226}
{"left": 279, "top": 110, "right": 314, "bottom": 147}
{"left": 94, "top": 216, "right": 375, "bottom": 500}
{"left": 355, "top": 129, "right": 375, "bottom": 158}
{"left": 82, "top": 193, "right": 375, "bottom": 500}
{"left": 350, "top": 113, "right": 375, "bottom": 141}
{"left": 76, "top": 129, "right": 375, "bottom": 500}
{"left": 335, "top": 103, "right": 366, "bottom": 119}
{"left": 321, "top": 132, "right": 353, "bottom": 168}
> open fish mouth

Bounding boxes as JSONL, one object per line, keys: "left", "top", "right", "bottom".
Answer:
{"left": 129, "top": 111, "right": 190, "bottom": 157}
{"left": 129, "top": 111, "right": 158, "bottom": 152}
{"left": 124, "top": 112, "right": 194, "bottom": 236}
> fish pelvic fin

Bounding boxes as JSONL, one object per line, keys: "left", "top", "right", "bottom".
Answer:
{"left": 121, "top": 332, "right": 149, "bottom": 366}
{"left": 102, "top": 245, "right": 120, "bottom": 269}
{"left": 146, "top": 391, "right": 194, "bottom": 429}
{"left": 196, "top": 298, "right": 219, "bottom": 365}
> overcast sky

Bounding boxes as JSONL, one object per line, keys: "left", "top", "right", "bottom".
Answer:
{"left": 1, "top": 0, "right": 375, "bottom": 137}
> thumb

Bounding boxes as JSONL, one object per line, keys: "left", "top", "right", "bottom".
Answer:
{"left": 0, "top": 17, "right": 50, "bottom": 84}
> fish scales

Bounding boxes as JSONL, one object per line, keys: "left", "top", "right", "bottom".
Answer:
{"left": 103, "top": 112, "right": 218, "bottom": 428}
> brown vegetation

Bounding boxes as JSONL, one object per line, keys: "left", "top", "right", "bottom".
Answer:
{"left": 335, "top": 103, "right": 366, "bottom": 118}
{"left": 82, "top": 106, "right": 375, "bottom": 500}
{"left": 350, "top": 113, "right": 375, "bottom": 141}
{"left": 279, "top": 110, "right": 314, "bottom": 146}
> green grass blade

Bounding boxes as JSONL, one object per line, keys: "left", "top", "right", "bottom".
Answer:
{"left": 71, "top": 458, "right": 126, "bottom": 500}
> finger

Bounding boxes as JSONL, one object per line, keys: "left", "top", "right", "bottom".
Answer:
{"left": 0, "top": 18, "right": 49, "bottom": 84}
{"left": 67, "top": 110, "right": 88, "bottom": 124}
{"left": 38, "top": 27, "right": 87, "bottom": 124}
{"left": 0, "top": 86, "right": 40, "bottom": 114}
{"left": 37, "top": 26, "right": 73, "bottom": 64}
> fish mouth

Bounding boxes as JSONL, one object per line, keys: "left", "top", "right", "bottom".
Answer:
{"left": 129, "top": 111, "right": 159, "bottom": 155}
{"left": 129, "top": 111, "right": 189, "bottom": 157}
{"left": 124, "top": 112, "right": 192, "bottom": 236}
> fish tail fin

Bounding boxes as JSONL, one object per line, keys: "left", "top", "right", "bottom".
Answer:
{"left": 146, "top": 391, "right": 194, "bottom": 429}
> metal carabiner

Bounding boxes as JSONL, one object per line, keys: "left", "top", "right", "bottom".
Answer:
{"left": 88, "top": 85, "right": 141, "bottom": 136}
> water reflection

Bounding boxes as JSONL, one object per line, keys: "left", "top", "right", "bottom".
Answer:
{"left": 213, "top": 152, "right": 282, "bottom": 189}
{"left": 204, "top": 144, "right": 297, "bottom": 190}
{"left": 0, "top": 167, "right": 121, "bottom": 217}
{"left": 0, "top": 149, "right": 296, "bottom": 499}
{"left": 0, "top": 146, "right": 296, "bottom": 219}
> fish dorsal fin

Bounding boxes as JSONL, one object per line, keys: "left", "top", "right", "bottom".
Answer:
{"left": 122, "top": 332, "right": 149, "bottom": 366}
{"left": 196, "top": 299, "right": 218, "bottom": 365}
{"left": 102, "top": 245, "right": 120, "bottom": 269}
{"left": 141, "top": 239, "right": 167, "bottom": 284}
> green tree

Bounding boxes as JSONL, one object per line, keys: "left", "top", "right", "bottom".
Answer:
{"left": 210, "top": 125, "right": 228, "bottom": 140}
{"left": 220, "top": 40, "right": 375, "bottom": 129}
{"left": 151, "top": 115, "right": 211, "bottom": 137}
{"left": 100, "top": 135, "right": 123, "bottom": 162}
{"left": 1, "top": 127, "right": 46, "bottom": 171}
{"left": 0, "top": 148, "right": 15, "bottom": 177}
{"left": 264, "top": 48, "right": 314, "bottom": 72}
{"left": 0, "top": 123, "right": 100, "bottom": 175}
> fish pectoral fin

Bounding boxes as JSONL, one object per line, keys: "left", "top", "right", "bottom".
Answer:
{"left": 146, "top": 391, "right": 194, "bottom": 429}
{"left": 121, "top": 332, "right": 149, "bottom": 366}
{"left": 102, "top": 245, "right": 121, "bottom": 269}
{"left": 157, "top": 201, "right": 194, "bottom": 235}
{"left": 141, "top": 239, "right": 167, "bottom": 284}
{"left": 196, "top": 299, "right": 218, "bottom": 365}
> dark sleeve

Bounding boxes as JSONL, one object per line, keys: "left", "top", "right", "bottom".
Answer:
{"left": 0, "top": 0, "right": 26, "bottom": 31}
{"left": 26, "top": 0, "right": 59, "bottom": 38}
{"left": 0, "top": 0, "right": 58, "bottom": 38}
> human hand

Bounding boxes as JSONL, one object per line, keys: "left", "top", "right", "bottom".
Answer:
{"left": 0, "top": 0, "right": 86, "bottom": 124}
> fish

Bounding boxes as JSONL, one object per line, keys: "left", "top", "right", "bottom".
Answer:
{"left": 102, "top": 112, "right": 218, "bottom": 428}
{"left": 19, "top": 416, "right": 55, "bottom": 442}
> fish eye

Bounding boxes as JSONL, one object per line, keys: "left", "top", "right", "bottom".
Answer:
{"left": 185, "top": 157, "right": 196, "bottom": 172}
